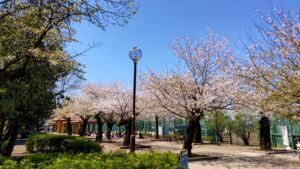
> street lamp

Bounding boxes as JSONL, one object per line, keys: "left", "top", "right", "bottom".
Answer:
{"left": 129, "top": 47, "right": 142, "bottom": 152}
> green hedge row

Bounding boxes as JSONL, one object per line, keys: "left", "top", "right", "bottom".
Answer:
{"left": 26, "top": 133, "right": 102, "bottom": 153}
{"left": 0, "top": 152, "right": 180, "bottom": 169}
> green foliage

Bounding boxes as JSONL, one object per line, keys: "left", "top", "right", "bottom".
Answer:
{"left": 0, "top": 0, "right": 138, "bottom": 156}
{"left": 61, "top": 138, "right": 102, "bottom": 153}
{"left": 207, "top": 111, "right": 231, "bottom": 142}
{"left": 232, "top": 113, "right": 258, "bottom": 145}
{"left": 19, "top": 153, "right": 60, "bottom": 169}
{"left": 233, "top": 113, "right": 258, "bottom": 135}
{"left": 0, "top": 141, "right": 9, "bottom": 155}
{"left": 0, "top": 156, "right": 16, "bottom": 169}
{"left": 25, "top": 133, "right": 102, "bottom": 153}
{"left": 0, "top": 159, "right": 17, "bottom": 169}
{"left": 25, "top": 133, "right": 47, "bottom": 153}
{"left": 0, "top": 155, "right": 8, "bottom": 165}
{"left": 15, "top": 152, "right": 180, "bottom": 169}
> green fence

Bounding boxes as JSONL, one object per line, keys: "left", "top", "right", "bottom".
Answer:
{"left": 84, "top": 117, "right": 300, "bottom": 148}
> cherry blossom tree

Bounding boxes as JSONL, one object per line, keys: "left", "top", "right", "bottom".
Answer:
{"left": 81, "top": 83, "right": 110, "bottom": 141}
{"left": 138, "top": 84, "right": 173, "bottom": 139}
{"left": 73, "top": 93, "right": 95, "bottom": 137}
{"left": 82, "top": 82, "right": 136, "bottom": 145}
{"left": 231, "top": 61, "right": 276, "bottom": 150}
{"left": 230, "top": 7, "right": 300, "bottom": 150}
{"left": 106, "top": 83, "right": 133, "bottom": 145}
{"left": 54, "top": 98, "right": 76, "bottom": 135}
{"left": 245, "top": 7, "right": 300, "bottom": 119}
{"left": 144, "top": 32, "right": 235, "bottom": 156}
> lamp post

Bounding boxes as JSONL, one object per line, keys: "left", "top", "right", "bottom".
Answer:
{"left": 129, "top": 47, "right": 142, "bottom": 152}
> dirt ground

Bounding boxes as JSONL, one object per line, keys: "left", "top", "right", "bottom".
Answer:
{"left": 102, "top": 137, "right": 300, "bottom": 169}
{"left": 13, "top": 137, "right": 300, "bottom": 169}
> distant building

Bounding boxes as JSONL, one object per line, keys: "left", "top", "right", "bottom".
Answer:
{"left": 52, "top": 116, "right": 97, "bottom": 135}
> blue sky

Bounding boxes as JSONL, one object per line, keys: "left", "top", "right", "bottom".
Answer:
{"left": 68, "top": 0, "right": 300, "bottom": 87}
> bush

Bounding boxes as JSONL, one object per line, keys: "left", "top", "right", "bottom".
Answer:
{"left": 26, "top": 133, "right": 47, "bottom": 152}
{"left": 19, "top": 153, "right": 59, "bottom": 169}
{"left": 0, "top": 155, "right": 7, "bottom": 165}
{"left": 47, "top": 135, "right": 73, "bottom": 151}
{"left": 0, "top": 159, "right": 17, "bottom": 169}
{"left": 25, "top": 133, "right": 102, "bottom": 153}
{"left": 0, "top": 156, "right": 17, "bottom": 169}
{"left": 62, "top": 138, "right": 102, "bottom": 153}
{"left": 0, "top": 140, "right": 9, "bottom": 155}
{"left": 15, "top": 152, "right": 180, "bottom": 169}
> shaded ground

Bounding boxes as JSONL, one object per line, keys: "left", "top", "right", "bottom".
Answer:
{"left": 102, "top": 138, "right": 300, "bottom": 169}
{"left": 13, "top": 137, "right": 300, "bottom": 169}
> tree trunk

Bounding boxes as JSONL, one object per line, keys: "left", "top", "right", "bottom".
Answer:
{"left": 95, "top": 114, "right": 103, "bottom": 142}
{"left": 123, "top": 119, "right": 132, "bottom": 146}
{"left": 118, "top": 125, "right": 121, "bottom": 135}
{"left": 193, "top": 115, "right": 202, "bottom": 143}
{"left": 218, "top": 133, "right": 223, "bottom": 143}
{"left": 106, "top": 122, "right": 114, "bottom": 140}
{"left": 155, "top": 115, "right": 159, "bottom": 139}
{"left": 0, "top": 120, "right": 5, "bottom": 147}
{"left": 229, "top": 132, "right": 232, "bottom": 144}
{"left": 259, "top": 115, "right": 271, "bottom": 150}
{"left": 242, "top": 136, "right": 249, "bottom": 146}
{"left": 1, "top": 120, "right": 19, "bottom": 156}
{"left": 65, "top": 117, "right": 72, "bottom": 136}
{"left": 79, "top": 117, "right": 89, "bottom": 137}
{"left": 183, "top": 119, "right": 196, "bottom": 157}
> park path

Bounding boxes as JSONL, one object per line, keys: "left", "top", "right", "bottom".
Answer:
{"left": 13, "top": 137, "right": 300, "bottom": 169}
{"left": 103, "top": 138, "right": 300, "bottom": 169}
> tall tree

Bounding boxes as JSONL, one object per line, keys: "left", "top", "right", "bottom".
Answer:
{"left": 0, "top": 57, "right": 72, "bottom": 156}
{"left": 245, "top": 7, "right": 300, "bottom": 119}
{"left": 0, "top": 0, "right": 138, "bottom": 82}
{"left": 73, "top": 93, "right": 95, "bottom": 137}
{"left": 82, "top": 82, "right": 137, "bottom": 145}
{"left": 144, "top": 32, "right": 235, "bottom": 156}
{"left": 0, "top": 0, "right": 139, "bottom": 156}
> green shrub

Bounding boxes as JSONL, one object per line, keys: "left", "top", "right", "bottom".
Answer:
{"left": 0, "top": 140, "right": 9, "bottom": 155}
{"left": 0, "top": 159, "right": 17, "bottom": 169}
{"left": 25, "top": 133, "right": 102, "bottom": 153}
{"left": 0, "top": 155, "right": 7, "bottom": 165}
{"left": 19, "top": 153, "right": 59, "bottom": 168}
{"left": 35, "top": 136, "right": 49, "bottom": 152}
{"left": 26, "top": 133, "right": 47, "bottom": 153}
{"left": 47, "top": 135, "right": 73, "bottom": 151}
{"left": 0, "top": 155, "right": 17, "bottom": 169}
{"left": 62, "top": 138, "right": 102, "bottom": 153}
{"left": 2, "top": 152, "right": 180, "bottom": 169}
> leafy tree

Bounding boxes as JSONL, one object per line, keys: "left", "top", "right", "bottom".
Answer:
{"left": 0, "top": 0, "right": 138, "bottom": 156}
{"left": 207, "top": 111, "right": 231, "bottom": 143}
{"left": 0, "top": 57, "right": 72, "bottom": 155}
{"left": 0, "top": 0, "right": 138, "bottom": 82}
{"left": 232, "top": 112, "right": 258, "bottom": 146}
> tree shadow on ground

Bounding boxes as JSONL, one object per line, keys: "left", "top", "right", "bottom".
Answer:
{"left": 195, "top": 154, "right": 300, "bottom": 169}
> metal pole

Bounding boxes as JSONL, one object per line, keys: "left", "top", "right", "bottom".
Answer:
{"left": 130, "top": 61, "right": 137, "bottom": 152}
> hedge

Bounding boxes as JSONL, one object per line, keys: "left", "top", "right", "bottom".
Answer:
{"left": 0, "top": 152, "right": 180, "bottom": 169}
{"left": 25, "top": 133, "right": 102, "bottom": 153}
